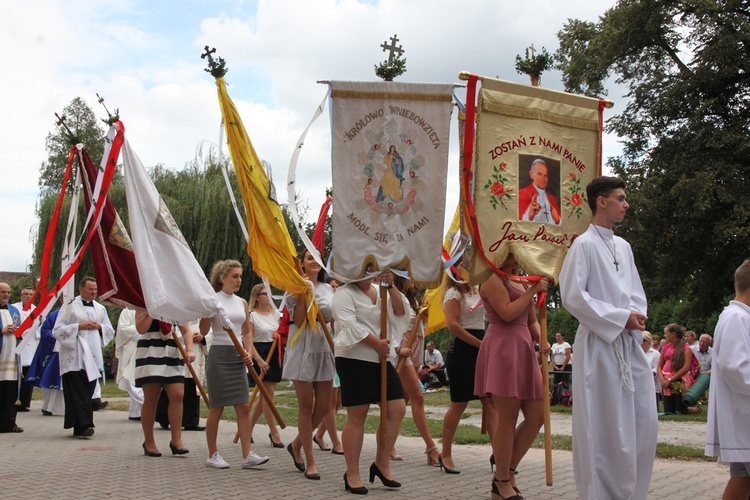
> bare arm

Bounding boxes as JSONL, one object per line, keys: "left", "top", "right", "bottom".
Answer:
{"left": 479, "top": 273, "right": 547, "bottom": 324}
{"left": 135, "top": 311, "right": 153, "bottom": 334}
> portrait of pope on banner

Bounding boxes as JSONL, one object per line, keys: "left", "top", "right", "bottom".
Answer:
{"left": 517, "top": 154, "right": 561, "bottom": 225}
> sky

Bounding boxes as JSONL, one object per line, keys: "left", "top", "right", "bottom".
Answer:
{"left": 0, "top": 0, "right": 621, "bottom": 272}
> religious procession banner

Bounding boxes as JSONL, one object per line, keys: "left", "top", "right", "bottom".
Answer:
{"left": 78, "top": 140, "right": 144, "bottom": 310}
{"left": 330, "top": 81, "right": 453, "bottom": 287}
{"left": 468, "top": 76, "right": 604, "bottom": 282}
{"left": 120, "top": 121, "right": 232, "bottom": 327}
{"left": 214, "top": 75, "right": 318, "bottom": 329}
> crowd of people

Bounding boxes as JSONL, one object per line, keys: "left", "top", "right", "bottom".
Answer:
{"left": 1, "top": 175, "right": 749, "bottom": 499}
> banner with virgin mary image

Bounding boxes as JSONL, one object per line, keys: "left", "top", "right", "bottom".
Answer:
{"left": 470, "top": 76, "right": 604, "bottom": 282}
{"left": 329, "top": 81, "right": 453, "bottom": 287}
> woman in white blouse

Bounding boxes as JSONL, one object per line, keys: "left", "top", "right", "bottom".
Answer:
{"left": 246, "top": 284, "right": 283, "bottom": 447}
{"left": 439, "top": 258, "right": 496, "bottom": 474}
{"left": 333, "top": 268, "right": 408, "bottom": 495}
{"left": 283, "top": 249, "right": 336, "bottom": 480}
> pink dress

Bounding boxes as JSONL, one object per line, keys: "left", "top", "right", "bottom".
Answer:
{"left": 474, "top": 282, "right": 543, "bottom": 399}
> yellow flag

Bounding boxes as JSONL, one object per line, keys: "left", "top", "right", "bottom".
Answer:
{"left": 215, "top": 77, "right": 318, "bottom": 328}
{"left": 424, "top": 204, "right": 462, "bottom": 335}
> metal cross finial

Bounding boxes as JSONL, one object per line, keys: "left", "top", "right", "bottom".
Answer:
{"left": 54, "top": 112, "right": 77, "bottom": 143}
{"left": 380, "top": 34, "right": 404, "bottom": 64}
{"left": 201, "top": 45, "right": 216, "bottom": 60}
{"left": 201, "top": 46, "right": 228, "bottom": 78}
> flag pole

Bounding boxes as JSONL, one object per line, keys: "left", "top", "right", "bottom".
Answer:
{"left": 233, "top": 337, "right": 279, "bottom": 444}
{"left": 539, "top": 301, "right": 553, "bottom": 486}
{"left": 395, "top": 308, "right": 426, "bottom": 373}
{"left": 171, "top": 328, "right": 210, "bottom": 407}
{"left": 379, "top": 282, "right": 389, "bottom": 451}
{"left": 225, "top": 327, "right": 286, "bottom": 429}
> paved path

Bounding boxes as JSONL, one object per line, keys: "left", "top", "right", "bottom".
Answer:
{"left": 1, "top": 401, "right": 728, "bottom": 499}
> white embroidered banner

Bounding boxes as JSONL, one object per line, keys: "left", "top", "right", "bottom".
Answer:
{"left": 330, "top": 81, "right": 453, "bottom": 287}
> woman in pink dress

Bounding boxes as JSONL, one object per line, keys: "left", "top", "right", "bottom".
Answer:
{"left": 476, "top": 254, "right": 548, "bottom": 500}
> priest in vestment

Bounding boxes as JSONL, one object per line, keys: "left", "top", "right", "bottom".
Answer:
{"left": 13, "top": 288, "right": 36, "bottom": 412}
{"left": 559, "top": 177, "right": 657, "bottom": 500}
{"left": 0, "top": 282, "right": 22, "bottom": 433}
{"left": 52, "top": 277, "right": 115, "bottom": 437}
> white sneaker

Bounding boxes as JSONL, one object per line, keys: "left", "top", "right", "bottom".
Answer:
{"left": 206, "top": 452, "right": 230, "bottom": 469}
{"left": 242, "top": 451, "right": 270, "bottom": 469}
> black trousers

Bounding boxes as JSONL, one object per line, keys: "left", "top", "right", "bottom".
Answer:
{"left": 61, "top": 370, "right": 96, "bottom": 432}
{"left": 156, "top": 378, "right": 200, "bottom": 428}
{"left": 0, "top": 380, "right": 19, "bottom": 431}
{"left": 18, "top": 366, "right": 34, "bottom": 409}
{"left": 662, "top": 393, "right": 686, "bottom": 415}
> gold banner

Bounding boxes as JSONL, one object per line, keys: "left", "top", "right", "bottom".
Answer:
{"left": 471, "top": 77, "right": 602, "bottom": 282}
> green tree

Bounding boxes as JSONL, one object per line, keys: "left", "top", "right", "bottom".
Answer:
{"left": 555, "top": 0, "right": 750, "bottom": 326}
{"left": 38, "top": 97, "right": 106, "bottom": 194}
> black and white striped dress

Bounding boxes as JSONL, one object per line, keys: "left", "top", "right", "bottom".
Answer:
{"left": 134, "top": 319, "right": 185, "bottom": 387}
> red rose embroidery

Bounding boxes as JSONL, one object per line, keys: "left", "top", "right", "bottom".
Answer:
{"left": 490, "top": 182, "right": 506, "bottom": 197}
{"left": 571, "top": 193, "right": 582, "bottom": 206}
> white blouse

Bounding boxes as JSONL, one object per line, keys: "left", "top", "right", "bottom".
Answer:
{"left": 332, "top": 283, "right": 409, "bottom": 363}
{"left": 444, "top": 287, "right": 485, "bottom": 330}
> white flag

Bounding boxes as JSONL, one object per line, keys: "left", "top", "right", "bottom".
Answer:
{"left": 122, "top": 135, "right": 230, "bottom": 327}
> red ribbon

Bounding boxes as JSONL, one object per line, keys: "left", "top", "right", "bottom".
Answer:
{"left": 15, "top": 123, "right": 125, "bottom": 338}
{"left": 460, "top": 74, "right": 546, "bottom": 308}
{"left": 29, "top": 146, "right": 76, "bottom": 306}
{"left": 311, "top": 195, "right": 332, "bottom": 256}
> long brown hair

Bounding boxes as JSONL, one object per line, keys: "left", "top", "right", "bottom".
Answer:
{"left": 665, "top": 323, "right": 686, "bottom": 371}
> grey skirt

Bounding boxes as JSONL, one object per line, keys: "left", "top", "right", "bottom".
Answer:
{"left": 205, "top": 345, "right": 249, "bottom": 408}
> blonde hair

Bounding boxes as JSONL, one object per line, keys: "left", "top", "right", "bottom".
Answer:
{"left": 248, "top": 284, "right": 266, "bottom": 312}
{"left": 209, "top": 259, "right": 242, "bottom": 292}
{"left": 735, "top": 258, "right": 750, "bottom": 293}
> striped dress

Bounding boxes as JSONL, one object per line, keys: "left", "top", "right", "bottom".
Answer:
{"left": 134, "top": 319, "right": 185, "bottom": 387}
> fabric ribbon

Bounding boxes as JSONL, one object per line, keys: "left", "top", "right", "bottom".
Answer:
{"left": 460, "top": 74, "right": 546, "bottom": 308}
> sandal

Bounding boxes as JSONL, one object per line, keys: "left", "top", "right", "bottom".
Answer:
{"left": 11, "top": 425, "right": 24, "bottom": 433}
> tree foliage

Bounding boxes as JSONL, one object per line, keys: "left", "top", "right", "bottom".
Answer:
{"left": 38, "top": 97, "right": 106, "bottom": 194}
{"left": 555, "top": 0, "right": 750, "bottom": 329}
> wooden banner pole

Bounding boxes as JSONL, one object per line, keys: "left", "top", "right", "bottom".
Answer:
{"left": 171, "top": 328, "right": 210, "bottom": 407}
{"left": 539, "top": 302, "right": 553, "bottom": 486}
{"left": 225, "top": 327, "right": 286, "bottom": 429}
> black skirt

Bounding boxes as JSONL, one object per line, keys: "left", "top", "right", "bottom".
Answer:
{"left": 336, "top": 357, "right": 404, "bottom": 407}
{"left": 252, "top": 342, "right": 283, "bottom": 383}
{"left": 446, "top": 328, "right": 484, "bottom": 403}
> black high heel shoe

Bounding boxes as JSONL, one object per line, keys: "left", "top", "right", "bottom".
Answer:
{"left": 269, "top": 433, "right": 284, "bottom": 448}
{"left": 509, "top": 468, "right": 522, "bottom": 497}
{"left": 437, "top": 454, "right": 460, "bottom": 474}
{"left": 169, "top": 442, "right": 189, "bottom": 455}
{"left": 287, "top": 443, "right": 305, "bottom": 472}
{"left": 142, "top": 442, "right": 162, "bottom": 457}
{"left": 490, "top": 454, "right": 495, "bottom": 471}
{"left": 344, "top": 472, "right": 368, "bottom": 495}
{"left": 368, "top": 463, "right": 401, "bottom": 489}
{"left": 491, "top": 477, "right": 522, "bottom": 500}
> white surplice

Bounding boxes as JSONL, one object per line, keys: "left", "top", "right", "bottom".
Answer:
{"left": 705, "top": 300, "right": 750, "bottom": 463}
{"left": 114, "top": 309, "right": 143, "bottom": 418}
{"left": 12, "top": 302, "right": 37, "bottom": 367}
{"left": 52, "top": 296, "right": 115, "bottom": 382}
{"left": 559, "top": 224, "right": 657, "bottom": 500}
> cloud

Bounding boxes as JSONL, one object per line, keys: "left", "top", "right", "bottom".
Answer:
{"left": 0, "top": 0, "right": 620, "bottom": 271}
